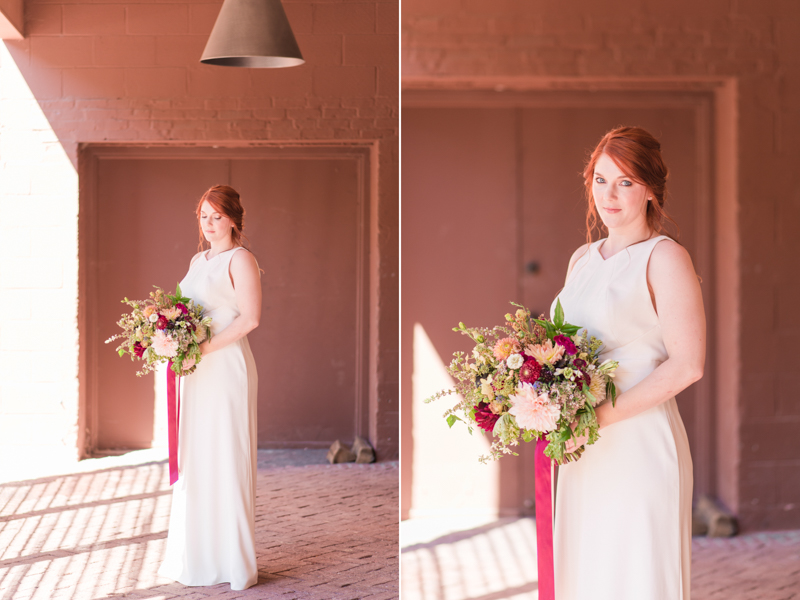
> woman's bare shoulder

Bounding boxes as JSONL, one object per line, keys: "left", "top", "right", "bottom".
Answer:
{"left": 564, "top": 242, "right": 592, "bottom": 282}
{"left": 230, "top": 247, "right": 259, "bottom": 269}
{"left": 189, "top": 251, "right": 204, "bottom": 267}
{"left": 647, "top": 238, "right": 699, "bottom": 294}
{"left": 570, "top": 242, "right": 592, "bottom": 263}
{"left": 650, "top": 238, "right": 694, "bottom": 273}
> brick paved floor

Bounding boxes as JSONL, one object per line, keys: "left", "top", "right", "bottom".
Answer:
{"left": 0, "top": 450, "right": 398, "bottom": 600}
{"left": 400, "top": 517, "right": 800, "bottom": 600}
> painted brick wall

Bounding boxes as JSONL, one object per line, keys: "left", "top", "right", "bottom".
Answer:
{"left": 403, "top": 0, "right": 800, "bottom": 530}
{"left": 0, "top": 0, "right": 398, "bottom": 478}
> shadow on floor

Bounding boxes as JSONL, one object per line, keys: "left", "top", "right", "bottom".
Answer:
{"left": 0, "top": 451, "right": 398, "bottom": 600}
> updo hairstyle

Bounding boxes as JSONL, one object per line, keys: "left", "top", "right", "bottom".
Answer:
{"left": 582, "top": 126, "right": 680, "bottom": 243}
{"left": 195, "top": 185, "right": 251, "bottom": 252}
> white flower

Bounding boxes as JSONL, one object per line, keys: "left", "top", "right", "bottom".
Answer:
{"left": 506, "top": 353, "right": 524, "bottom": 369}
{"left": 598, "top": 358, "right": 617, "bottom": 370}
{"left": 149, "top": 313, "right": 159, "bottom": 323}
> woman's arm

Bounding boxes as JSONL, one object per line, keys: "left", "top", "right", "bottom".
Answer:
{"left": 199, "top": 250, "right": 262, "bottom": 356}
{"left": 596, "top": 239, "right": 705, "bottom": 427}
{"left": 566, "top": 239, "right": 706, "bottom": 450}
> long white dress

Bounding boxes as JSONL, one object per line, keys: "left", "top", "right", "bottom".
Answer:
{"left": 158, "top": 246, "right": 259, "bottom": 590}
{"left": 551, "top": 235, "right": 693, "bottom": 600}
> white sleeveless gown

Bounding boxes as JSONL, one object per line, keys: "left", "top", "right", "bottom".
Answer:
{"left": 551, "top": 235, "right": 693, "bottom": 600}
{"left": 158, "top": 246, "right": 259, "bottom": 590}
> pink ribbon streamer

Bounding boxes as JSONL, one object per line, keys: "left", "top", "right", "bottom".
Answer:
{"left": 535, "top": 438, "right": 555, "bottom": 600}
{"left": 167, "top": 362, "right": 181, "bottom": 486}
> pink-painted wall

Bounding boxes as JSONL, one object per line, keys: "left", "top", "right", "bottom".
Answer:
{"left": 0, "top": 0, "right": 398, "bottom": 478}
{"left": 402, "top": 0, "right": 800, "bottom": 530}
{"left": 0, "top": 0, "right": 23, "bottom": 38}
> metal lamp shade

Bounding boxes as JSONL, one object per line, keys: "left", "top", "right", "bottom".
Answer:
{"left": 201, "top": 0, "right": 304, "bottom": 68}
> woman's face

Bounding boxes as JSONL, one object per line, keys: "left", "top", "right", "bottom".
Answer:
{"left": 592, "top": 152, "right": 651, "bottom": 231}
{"left": 199, "top": 200, "right": 234, "bottom": 245}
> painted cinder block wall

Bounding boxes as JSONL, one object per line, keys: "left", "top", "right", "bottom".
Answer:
{"left": 402, "top": 0, "right": 800, "bottom": 530}
{"left": 0, "top": 0, "right": 399, "bottom": 478}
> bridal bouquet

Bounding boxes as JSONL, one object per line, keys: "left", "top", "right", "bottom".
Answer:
{"left": 425, "top": 300, "right": 619, "bottom": 464}
{"left": 105, "top": 284, "right": 212, "bottom": 377}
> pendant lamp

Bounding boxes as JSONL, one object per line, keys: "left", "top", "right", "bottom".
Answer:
{"left": 201, "top": 0, "right": 304, "bottom": 68}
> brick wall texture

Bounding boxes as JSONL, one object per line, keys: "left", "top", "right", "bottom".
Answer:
{"left": 403, "top": 0, "right": 800, "bottom": 531}
{"left": 0, "top": 0, "right": 398, "bottom": 469}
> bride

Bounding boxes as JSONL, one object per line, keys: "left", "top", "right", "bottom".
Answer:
{"left": 158, "top": 185, "right": 262, "bottom": 590}
{"left": 552, "top": 126, "right": 705, "bottom": 599}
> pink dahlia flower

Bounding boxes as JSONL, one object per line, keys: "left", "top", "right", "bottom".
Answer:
{"left": 588, "top": 373, "right": 607, "bottom": 406}
{"left": 151, "top": 330, "right": 179, "bottom": 358}
{"left": 493, "top": 337, "right": 521, "bottom": 361}
{"left": 553, "top": 334, "right": 578, "bottom": 355}
{"left": 162, "top": 307, "right": 182, "bottom": 321}
{"left": 525, "top": 340, "right": 565, "bottom": 366}
{"left": 508, "top": 382, "right": 560, "bottom": 433}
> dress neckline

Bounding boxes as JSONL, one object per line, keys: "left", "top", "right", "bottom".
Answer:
{"left": 204, "top": 246, "right": 241, "bottom": 262}
{"left": 594, "top": 235, "right": 666, "bottom": 262}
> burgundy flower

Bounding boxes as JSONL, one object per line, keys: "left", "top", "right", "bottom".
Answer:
{"left": 519, "top": 359, "right": 542, "bottom": 384}
{"left": 474, "top": 402, "right": 500, "bottom": 432}
{"left": 539, "top": 369, "right": 555, "bottom": 384}
{"left": 155, "top": 316, "right": 168, "bottom": 330}
{"left": 175, "top": 303, "right": 188, "bottom": 315}
{"left": 133, "top": 342, "right": 145, "bottom": 358}
{"left": 573, "top": 358, "right": 587, "bottom": 369}
{"left": 575, "top": 371, "right": 591, "bottom": 389}
{"left": 554, "top": 334, "right": 578, "bottom": 355}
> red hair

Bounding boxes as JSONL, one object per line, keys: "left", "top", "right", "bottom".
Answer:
{"left": 583, "top": 126, "right": 680, "bottom": 244}
{"left": 195, "top": 185, "right": 251, "bottom": 252}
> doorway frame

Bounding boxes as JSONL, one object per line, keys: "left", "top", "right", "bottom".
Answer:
{"left": 401, "top": 76, "right": 740, "bottom": 517}
{"left": 77, "top": 140, "right": 378, "bottom": 457}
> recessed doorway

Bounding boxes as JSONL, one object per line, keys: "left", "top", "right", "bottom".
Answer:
{"left": 79, "top": 143, "right": 372, "bottom": 455}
